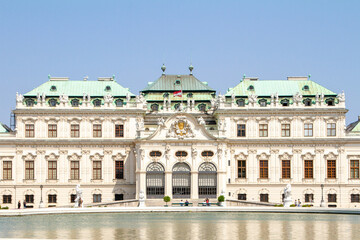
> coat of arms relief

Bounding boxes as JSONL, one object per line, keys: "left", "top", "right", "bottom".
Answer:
{"left": 166, "top": 116, "right": 195, "bottom": 139}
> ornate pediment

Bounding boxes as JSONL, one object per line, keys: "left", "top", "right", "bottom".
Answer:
{"left": 234, "top": 152, "right": 248, "bottom": 160}
{"left": 279, "top": 152, "right": 292, "bottom": 160}
{"left": 301, "top": 152, "right": 315, "bottom": 160}
{"left": 90, "top": 153, "right": 104, "bottom": 161}
{"left": 45, "top": 153, "right": 59, "bottom": 161}
{"left": 324, "top": 152, "right": 338, "bottom": 160}
{"left": 22, "top": 153, "right": 36, "bottom": 161}
{"left": 166, "top": 116, "right": 195, "bottom": 139}
{"left": 68, "top": 153, "right": 81, "bottom": 161}
{"left": 112, "top": 152, "right": 127, "bottom": 161}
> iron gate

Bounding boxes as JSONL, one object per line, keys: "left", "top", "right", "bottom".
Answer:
{"left": 146, "top": 162, "right": 165, "bottom": 199}
{"left": 172, "top": 163, "right": 191, "bottom": 198}
{"left": 198, "top": 162, "right": 217, "bottom": 198}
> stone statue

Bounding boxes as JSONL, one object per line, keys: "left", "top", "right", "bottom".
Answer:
{"left": 41, "top": 92, "right": 46, "bottom": 103}
{"left": 231, "top": 93, "right": 235, "bottom": 102}
{"left": 192, "top": 147, "right": 197, "bottom": 158}
{"left": 283, "top": 184, "right": 292, "bottom": 207}
{"left": 157, "top": 117, "right": 165, "bottom": 127}
{"left": 337, "top": 91, "right": 345, "bottom": 102}
{"left": 83, "top": 93, "right": 86, "bottom": 102}
{"left": 104, "top": 93, "right": 114, "bottom": 103}
{"left": 198, "top": 117, "right": 205, "bottom": 125}
{"left": 16, "top": 92, "right": 24, "bottom": 103}
{"left": 138, "top": 190, "right": 146, "bottom": 207}
{"left": 126, "top": 92, "right": 131, "bottom": 102}
{"left": 136, "top": 118, "right": 144, "bottom": 131}
{"left": 210, "top": 98, "right": 216, "bottom": 109}
{"left": 248, "top": 93, "right": 258, "bottom": 104}
{"left": 59, "top": 93, "right": 68, "bottom": 104}
{"left": 37, "top": 93, "right": 41, "bottom": 103}
{"left": 271, "top": 93, "right": 275, "bottom": 104}
{"left": 74, "top": 184, "right": 83, "bottom": 208}
{"left": 293, "top": 92, "right": 302, "bottom": 104}
{"left": 87, "top": 94, "right": 91, "bottom": 102}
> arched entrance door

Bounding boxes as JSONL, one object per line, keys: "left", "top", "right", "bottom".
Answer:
{"left": 198, "top": 162, "right": 217, "bottom": 198}
{"left": 172, "top": 163, "right": 191, "bottom": 199}
{"left": 146, "top": 162, "right": 165, "bottom": 199}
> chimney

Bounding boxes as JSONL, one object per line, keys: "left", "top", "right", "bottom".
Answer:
{"left": 287, "top": 76, "right": 308, "bottom": 81}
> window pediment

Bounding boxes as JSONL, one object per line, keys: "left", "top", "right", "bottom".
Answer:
{"left": 45, "top": 153, "right": 59, "bottom": 161}
{"left": 301, "top": 152, "right": 315, "bottom": 160}
{"left": 22, "top": 153, "right": 36, "bottom": 161}
{"left": 235, "top": 152, "right": 248, "bottom": 160}
{"left": 256, "top": 153, "right": 270, "bottom": 160}
{"left": 324, "top": 152, "right": 338, "bottom": 160}
{"left": 68, "top": 153, "right": 81, "bottom": 161}
{"left": 90, "top": 153, "right": 104, "bottom": 161}
{"left": 112, "top": 152, "right": 127, "bottom": 161}
{"left": 279, "top": 152, "right": 292, "bottom": 161}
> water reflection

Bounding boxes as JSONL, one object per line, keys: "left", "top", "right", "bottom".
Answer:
{"left": 0, "top": 212, "right": 360, "bottom": 239}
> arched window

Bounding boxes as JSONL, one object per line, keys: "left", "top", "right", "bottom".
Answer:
{"left": 93, "top": 99, "right": 101, "bottom": 107}
{"left": 326, "top": 98, "right": 335, "bottom": 106}
{"left": 248, "top": 85, "right": 254, "bottom": 91}
{"left": 303, "top": 85, "right": 310, "bottom": 91}
{"left": 151, "top": 104, "right": 159, "bottom": 111}
{"left": 172, "top": 163, "right": 191, "bottom": 198}
{"left": 187, "top": 93, "right": 193, "bottom": 98}
{"left": 236, "top": 99, "right": 245, "bottom": 107}
{"left": 71, "top": 99, "right": 79, "bottom": 107}
{"left": 146, "top": 163, "right": 165, "bottom": 199}
{"left": 198, "top": 162, "right": 217, "bottom": 198}
{"left": 115, "top": 99, "right": 123, "bottom": 107}
{"left": 259, "top": 99, "right": 267, "bottom": 107}
{"left": 50, "top": 85, "right": 57, "bottom": 91}
{"left": 105, "top": 85, "right": 111, "bottom": 91}
{"left": 174, "top": 103, "right": 180, "bottom": 110}
{"left": 280, "top": 99, "right": 290, "bottom": 107}
{"left": 175, "top": 151, "right": 188, "bottom": 158}
{"left": 48, "top": 99, "right": 57, "bottom": 107}
{"left": 303, "top": 98, "right": 312, "bottom": 106}
{"left": 163, "top": 93, "right": 169, "bottom": 98}
{"left": 25, "top": 99, "right": 34, "bottom": 107}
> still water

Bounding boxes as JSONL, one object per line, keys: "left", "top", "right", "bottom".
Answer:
{"left": 0, "top": 212, "right": 359, "bottom": 240}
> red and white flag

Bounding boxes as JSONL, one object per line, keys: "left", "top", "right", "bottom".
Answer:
{"left": 173, "top": 90, "right": 182, "bottom": 97}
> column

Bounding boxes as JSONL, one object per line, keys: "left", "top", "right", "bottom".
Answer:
{"left": 270, "top": 149, "right": 279, "bottom": 183}
{"left": 191, "top": 172, "right": 198, "bottom": 199}
{"left": 59, "top": 150, "right": 68, "bottom": 183}
{"left": 293, "top": 149, "right": 302, "bottom": 183}
{"left": 165, "top": 171, "right": 172, "bottom": 198}
{"left": 315, "top": 149, "right": 324, "bottom": 183}
{"left": 248, "top": 149, "right": 257, "bottom": 183}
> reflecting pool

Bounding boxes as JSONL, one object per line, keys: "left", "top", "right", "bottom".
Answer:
{"left": 0, "top": 212, "right": 359, "bottom": 239}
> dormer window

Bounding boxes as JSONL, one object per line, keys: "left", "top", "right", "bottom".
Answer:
{"left": 25, "top": 99, "right": 34, "bottom": 107}
{"left": 93, "top": 99, "right": 101, "bottom": 107}
{"left": 187, "top": 93, "right": 193, "bottom": 98}
{"left": 303, "top": 98, "right": 312, "bottom": 106}
{"left": 248, "top": 85, "right": 254, "bottom": 91}
{"left": 50, "top": 85, "right": 57, "bottom": 91}
{"left": 115, "top": 99, "right": 123, "bottom": 107}
{"left": 151, "top": 104, "right": 159, "bottom": 111}
{"left": 281, "top": 99, "right": 290, "bottom": 107}
{"left": 303, "top": 85, "right": 310, "bottom": 91}
{"left": 236, "top": 99, "right": 245, "bottom": 107}
{"left": 174, "top": 103, "right": 180, "bottom": 110}
{"left": 326, "top": 98, "right": 335, "bottom": 106}
{"left": 105, "top": 86, "right": 111, "bottom": 92}
{"left": 175, "top": 79, "right": 181, "bottom": 85}
{"left": 198, "top": 104, "right": 206, "bottom": 111}
{"left": 71, "top": 99, "right": 79, "bottom": 107}
{"left": 48, "top": 99, "right": 57, "bottom": 107}
{"left": 163, "top": 93, "right": 169, "bottom": 98}
{"left": 259, "top": 99, "right": 267, "bottom": 107}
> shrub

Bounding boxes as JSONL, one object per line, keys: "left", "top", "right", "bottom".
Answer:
{"left": 290, "top": 204, "right": 296, "bottom": 207}
{"left": 218, "top": 195, "right": 225, "bottom": 202}
{"left": 274, "top": 204, "right": 283, "bottom": 207}
{"left": 163, "top": 196, "right": 171, "bottom": 206}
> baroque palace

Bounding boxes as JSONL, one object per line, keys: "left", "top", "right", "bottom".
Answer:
{"left": 1, "top": 65, "right": 360, "bottom": 208}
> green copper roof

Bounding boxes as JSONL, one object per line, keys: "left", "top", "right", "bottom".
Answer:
{"left": 0, "top": 123, "right": 10, "bottom": 133}
{"left": 24, "top": 80, "right": 135, "bottom": 97}
{"left": 225, "top": 80, "right": 336, "bottom": 97}
{"left": 143, "top": 92, "right": 215, "bottom": 101}
{"left": 347, "top": 118, "right": 360, "bottom": 134}
{"left": 141, "top": 75, "right": 215, "bottom": 92}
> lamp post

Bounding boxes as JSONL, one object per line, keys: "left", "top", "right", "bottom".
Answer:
{"left": 39, "top": 185, "right": 44, "bottom": 208}
{"left": 320, "top": 184, "right": 325, "bottom": 207}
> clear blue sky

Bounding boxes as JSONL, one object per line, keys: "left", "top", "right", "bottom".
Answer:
{"left": 1, "top": 0, "right": 359, "bottom": 126}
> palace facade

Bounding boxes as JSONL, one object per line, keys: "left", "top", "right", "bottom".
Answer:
{"left": 1, "top": 65, "right": 360, "bottom": 208}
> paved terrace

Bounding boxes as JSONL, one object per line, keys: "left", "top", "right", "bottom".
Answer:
{"left": 1, "top": 206, "right": 360, "bottom": 217}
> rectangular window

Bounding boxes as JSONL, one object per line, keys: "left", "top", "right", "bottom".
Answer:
{"left": 71, "top": 124, "right": 80, "bottom": 138}
{"left": 3, "top": 195, "right": 11, "bottom": 204}
{"left": 259, "top": 124, "right": 268, "bottom": 137}
{"left": 48, "top": 194, "right": 57, "bottom": 203}
{"left": 93, "top": 124, "right": 102, "bottom": 138}
{"left": 237, "top": 160, "right": 246, "bottom": 178}
{"left": 259, "top": 160, "right": 268, "bottom": 179}
{"left": 281, "top": 124, "right": 290, "bottom": 137}
{"left": 115, "top": 124, "right": 124, "bottom": 138}
{"left": 328, "top": 194, "right": 337, "bottom": 203}
{"left": 115, "top": 160, "right": 124, "bottom": 179}
{"left": 304, "top": 160, "right": 313, "bottom": 179}
{"left": 70, "top": 194, "right": 76, "bottom": 203}
{"left": 305, "top": 194, "right": 314, "bottom": 203}
{"left": 3, "top": 161, "right": 12, "bottom": 180}
{"left": 351, "top": 194, "right": 360, "bottom": 203}
{"left": 350, "top": 160, "right": 359, "bottom": 179}
{"left": 25, "top": 194, "right": 34, "bottom": 203}
{"left": 282, "top": 160, "right": 291, "bottom": 179}
{"left": 327, "top": 160, "right": 336, "bottom": 179}
{"left": 48, "top": 124, "right": 57, "bottom": 138}
{"left": 327, "top": 123, "right": 336, "bottom": 136}
{"left": 238, "top": 194, "right": 247, "bottom": 200}
{"left": 93, "top": 194, "right": 102, "bottom": 203}
{"left": 25, "top": 161, "right": 34, "bottom": 180}
{"left": 237, "top": 124, "right": 246, "bottom": 137}
{"left": 25, "top": 124, "right": 34, "bottom": 138}
{"left": 48, "top": 161, "right": 57, "bottom": 180}
{"left": 93, "top": 161, "right": 102, "bottom": 180}
{"left": 70, "top": 161, "right": 79, "bottom": 180}
{"left": 304, "top": 123, "right": 313, "bottom": 137}
{"left": 260, "top": 193, "right": 269, "bottom": 202}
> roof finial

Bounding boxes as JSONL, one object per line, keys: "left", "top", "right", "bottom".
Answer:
{"left": 112, "top": 74, "right": 116, "bottom": 81}
{"left": 308, "top": 74, "right": 311, "bottom": 80}
{"left": 243, "top": 74, "right": 246, "bottom": 80}
{"left": 189, "top": 63, "right": 194, "bottom": 75}
{"left": 161, "top": 64, "right": 166, "bottom": 75}
{"left": 48, "top": 74, "right": 51, "bottom": 80}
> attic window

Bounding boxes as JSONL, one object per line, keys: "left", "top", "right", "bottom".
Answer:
{"left": 187, "top": 93, "right": 193, "bottom": 98}
{"left": 259, "top": 99, "right": 267, "bottom": 107}
{"left": 303, "top": 85, "right": 310, "bottom": 91}
{"left": 151, "top": 104, "right": 159, "bottom": 111}
{"left": 303, "top": 98, "right": 312, "bottom": 106}
{"left": 93, "top": 99, "right": 101, "bottom": 107}
{"left": 175, "top": 79, "right": 181, "bottom": 85}
{"left": 248, "top": 85, "right": 254, "bottom": 91}
{"left": 25, "top": 99, "right": 34, "bottom": 107}
{"left": 236, "top": 99, "right": 245, "bottom": 107}
{"left": 115, "top": 99, "right": 123, "bottom": 107}
{"left": 50, "top": 85, "right": 57, "bottom": 91}
{"left": 281, "top": 99, "right": 290, "bottom": 107}
{"left": 105, "top": 86, "right": 111, "bottom": 91}
{"left": 198, "top": 103, "right": 206, "bottom": 112}
{"left": 49, "top": 99, "right": 57, "bottom": 107}
{"left": 174, "top": 103, "right": 180, "bottom": 110}
{"left": 71, "top": 99, "right": 80, "bottom": 107}
{"left": 326, "top": 98, "right": 335, "bottom": 106}
{"left": 163, "top": 93, "right": 169, "bottom": 98}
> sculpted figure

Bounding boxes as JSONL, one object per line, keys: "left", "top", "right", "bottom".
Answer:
{"left": 158, "top": 117, "right": 165, "bottom": 127}
{"left": 337, "top": 91, "right": 345, "bottom": 102}
{"left": 198, "top": 117, "right": 205, "bottom": 125}
{"left": 16, "top": 92, "right": 24, "bottom": 103}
